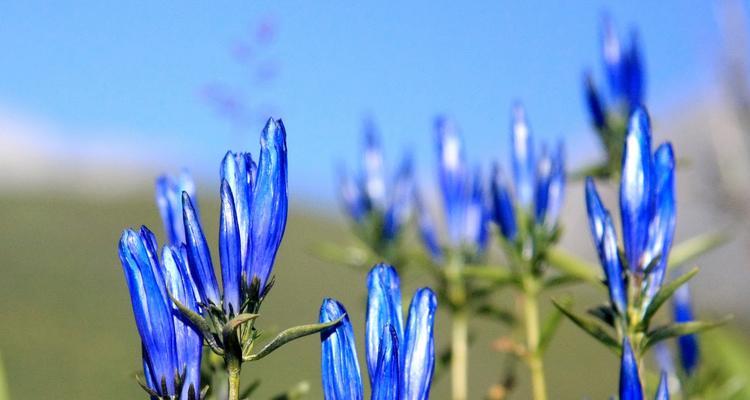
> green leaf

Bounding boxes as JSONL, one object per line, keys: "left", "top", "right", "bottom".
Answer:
{"left": 538, "top": 298, "right": 569, "bottom": 354}
{"left": 668, "top": 231, "right": 728, "bottom": 271}
{"left": 552, "top": 299, "right": 620, "bottom": 352}
{"left": 461, "top": 265, "right": 517, "bottom": 286}
{"left": 244, "top": 316, "right": 345, "bottom": 362}
{"left": 587, "top": 304, "right": 616, "bottom": 328}
{"left": 640, "top": 267, "right": 699, "bottom": 329}
{"left": 643, "top": 317, "right": 733, "bottom": 351}
{"left": 545, "top": 246, "right": 602, "bottom": 284}
{"left": 169, "top": 293, "right": 225, "bottom": 356}
{"left": 542, "top": 274, "right": 584, "bottom": 289}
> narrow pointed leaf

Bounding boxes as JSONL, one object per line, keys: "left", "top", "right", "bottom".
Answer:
{"left": 640, "top": 267, "right": 699, "bottom": 329}
{"left": 546, "top": 246, "right": 601, "bottom": 284}
{"left": 245, "top": 316, "right": 345, "bottom": 362}
{"left": 552, "top": 300, "right": 619, "bottom": 352}
{"left": 168, "top": 293, "right": 224, "bottom": 356}
{"left": 538, "top": 298, "right": 568, "bottom": 354}
{"left": 644, "top": 317, "right": 732, "bottom": 351}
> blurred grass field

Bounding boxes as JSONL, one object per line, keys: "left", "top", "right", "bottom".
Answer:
{"left": 0, "top": 191, "right": 746, "bottom": 399}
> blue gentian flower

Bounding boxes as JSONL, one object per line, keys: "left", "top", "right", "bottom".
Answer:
{"left": 183, "top": 117, "right": 288, "bottom": 312}
{"left": 156, "top": 170, "right": 197, "bottom": 246}
{"left": 417, "top": 116, "right": 489, "bottom": 259}
{"left": 600, "top": 16, "right": 644, "bottom": 111}
{"left": 119, "top": 227, "right": 202, "bottom": 398}
{"left": 619, "top": 338, "right": 643, "bottom": 400}
{"left": 585, "top": 107, "right": 675, "bottom": 309}
{"left": 673, "top": 283, "right": 699, "bottom": 375}
{"left": 490, "top": 105, "right": 566, "bottom": 242}
{"left": 320, "top": 264, "right": 438, "bottom": 399}
{"left": 338, "top": 121, "right": 415, "bottom": 244}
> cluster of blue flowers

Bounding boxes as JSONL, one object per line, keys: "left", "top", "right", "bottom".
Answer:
{"left": 338, "top": 121, "right": 414, "bottom": 250}
{"left": 319, "top": 264, "right": 437, "bottom": 400}
{"left": 120, "top": 118, "right": 289, "bottom": 398}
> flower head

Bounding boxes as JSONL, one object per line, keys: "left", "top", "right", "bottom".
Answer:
{"left": 490, "top": 104, "right": 566, "bottom": 242}
{"left": 338, "top": 121, "right": 415, "bottom": 246}
{"left": 585, "top": 107, "right": 675, "bottom": 312}
{"left": 119, "top": 227, "right": 202, "bottom": 398}
{"left": 320, "top": 264, "right": 437, "bottom": 399}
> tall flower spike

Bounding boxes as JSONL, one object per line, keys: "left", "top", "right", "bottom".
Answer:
{"left": 401, "top": 287, "right": 438, "bottom": 400}
{"left": 586, "top": 178, "right": 627, "bottom": 314}
{"left": 220, "top": 179, "right": 243, "bottom": 315}
{"left": 247, "top": 118, "right": 288, "bottom": 290}
{"left": 645, "top": 143, "right": 676, "bottom": 298}
{"left": 490, "top": 164, "right": 517, "bottom": 241}
{"left": 119, "top": 228, "right": 178, "bottom": 396}
{"left": 511, "top": 103, "right": 535, "bottom": 209}
{"left": 320, "top": 299, "right": 364, "bottom": 400}
{"left": 654, "top": 371, "right": 670, "bottom": 400}
{"left": 182, "top": 192, "right": 221, "bottom": 305}
{"left": 162, "top": 246, "right": 203, "bottom": 399}
{"left": 619, "top": 339, "right": 644, "bottom": 400}
{"left": 366, "top": 264, "right": 404, "bottom": 379}
{"left": 155, "top": 171, "right": 196, "bottom": 245}
{"left": 620, "top": 108, "right": 653, "bottom": 273}
{"left": 673, "top": 284, "right": 699, "bottom": 375}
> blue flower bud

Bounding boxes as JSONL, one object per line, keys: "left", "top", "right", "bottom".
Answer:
{"left": 511, "top": 103, "right": 535, "bottom": 209}
{"left": 619, "top": 339, "right": 643, "bottom": 400}
{"left": 645, "top": 143, "right": 676, "bottom": 298}
{"left": 601, "top": 16, "right": 625, "bottom": 101}
{"left": 247, "top": 118, "right": 288, "bottom": 290}
{"left": 654, "top": 371, "right": 670, "bottom": 400}
{"left": 363, "top": 121, "right": 387, "bottom": 211}
{"left": 586, "top": 178, "right": 627, "bottom": 314}
{"left": 544, "top": 142, "right": 566, "bottom": 227}
{"left": 624, "top": 31, "right": 644, "bottom": 108}
{"left": 366, "top": 264, "right": 404, "bottom": 379}
{"left": 320, "top": 299, "right": 364, "bottom": 400}
{"left": 155, "top": 171, "right": 196, "bottom": 246}
{"left": 220, "top": 151, "right": 254, "bottom": 264}
{"left": 371, "top": 325, "right": 400, "bottom": 400}
{"left": 463, "top": 169, "right": 489, "bottom": 251}
{"left": 620, "top": 108, "right": 653, "bottom": 273}
{"left": 383, "top": 155, "right": 414, "bottom": 240}
{"left": 435, "top": 116, "right": 469, "bottom": 246}
{"left": 415, "top": 191, "right": 443, "bottom": 261}
{"left": 401, "top": 287, "right": 437, "bottom": 400}
{"left": 673, "top": 284, "right": 699, "bottom": 375}
{"left": 220, "top": 179, "right": 242, "bottom": 315}
{"left": 182, "top": 192, "right": 221, "bottom": 306}
{"left": 534, "top": 146, "right": 553, "bottom": 223}
{"left": 491, "top": 164, "right": 517, "bottom": 241}
{"left": 584, "top": 72, "right": 607, "bottom": 130}
{"left": 338, "top": 167, "right": 367, "bottom": 223}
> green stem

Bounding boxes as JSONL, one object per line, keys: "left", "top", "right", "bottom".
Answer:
{"left": 227, "top": 357, "right": 241, "bottom": 400}
{"left": 447, "top": 257, "right": 468, "bottom": 400}
{"left": 523, "top": 278, "right": 547, "bottom": 400}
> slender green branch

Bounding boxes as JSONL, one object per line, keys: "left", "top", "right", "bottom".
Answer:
{"left": 522, "top": 277, "right": 547, "bottom": 400}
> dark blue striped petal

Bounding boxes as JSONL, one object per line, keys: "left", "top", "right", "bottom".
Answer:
{"left": 415, "top": 191, "right": 442, "bottom": 261}
{"left": 586, "top": 179, "right": 627, "bottom": 314}
{"left": 320, "top": 299, "right": 363, "bottom": 400}
{"left": 620, "top": 108, "right": 653, "bottom": 273}
{"left": 435, "top": 116, "right": 468, "bottom": 245}
{"left": 220, "top": 180, "right": 243, "bottom": 315}
{"left": 363, "top": 120, "right": 387, "bottom": 211}
{"left": 491, "top": 164, "right": 517, "bottom": 241}
{"left": 383, "top": 155, "right": 414, "bottom": 240}
{"left": 544, "top": 142, "right": 566, "bottom": 227}
{"left": 584, "top": 72, "right": 607, "bottom": 130}
{"left": 371, "top": 325, "right": 400, "bottom": 400}
{"left": 119, "top": 229, "right": 178, "bottom": 396}
{"left": 673, "top": 284, "right": 699, "bottom": 375}
{"left": 366, "top": 264, "right": 404, "bottom": 379}
{"left": 534, "top": 146, "right": 552, "bottom": 223}
{"left": 182, "top": 192, "right": 220, "bottom": 305}
{"left": 654, "top": 371, "right": 669, "bottom": 400}
{"left": 247, "top": 118, "right": 288, "bottom": 290}
{"left": 511, "top": 103, "right": 535, "bottom": 209}
{"left": 402, "top": 288, "right": 437, "bottom": 400}
{"left": 619, "top": 339, "right": 643, "bottom": 400}
{"left": 221, "top": 152, "right": 252, "bottom": 265}
{"left": 162, "top": 246, "right": 202, "bottom": 399}
{"left": 644, "top": 143, "right": 675, "bottom": 298}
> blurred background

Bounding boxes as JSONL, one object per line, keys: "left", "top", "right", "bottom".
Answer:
{"left": 1, "top": 1, "right": 749, "bottom": 398}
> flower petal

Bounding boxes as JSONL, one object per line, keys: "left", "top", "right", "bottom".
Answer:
{"left": 645, "top": 143, "right": 676, "bottom": 298}
{"left": 220, "top": 180, "right": 243, "bottom": 315}
{"left": 673, "top": 284, "right": 699, "bottom": 375}
{"left": 619, "top": 338, "right": 643, "bottom": 400}
{"left": 182, "top": 192, "right": 220, "bottom": 305}
{"left": 402, "top": 288, "right": 437, "bottom": 400}
{"left": 383, "top": 154, "right": 414, "bottom": 240}
{"left": 491, "top": 164, "right": 517, "bottom": 241}
{"left": 371, "top": 325, "right": 400, "bottom": 400}
{"left": 654, "top": 371, "right": 670, "bottom": 400}
{"left": 366, "top": 264, "right": 404, "bottom": 379}
{"left": 511, "top": 103, "right": 535, "bottom": 209}
{"left": 320, "top": 299, "right": 363, "bottom": 400}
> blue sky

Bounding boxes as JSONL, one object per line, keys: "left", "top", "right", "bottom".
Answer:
{"left": 0, "top": 1, "right": 725, "bottom": 203}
